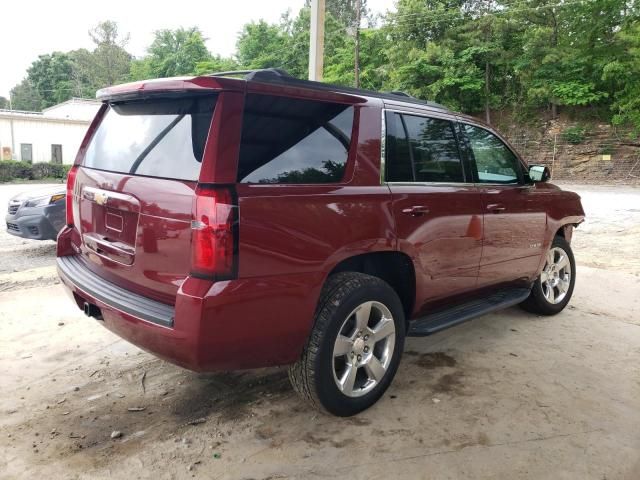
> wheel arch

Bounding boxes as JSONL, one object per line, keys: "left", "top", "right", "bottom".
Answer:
{"left": 325, "top": 251, "right": 416, "bottom": 325}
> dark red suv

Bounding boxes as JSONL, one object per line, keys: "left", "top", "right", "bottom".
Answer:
{"left": 57, "top": 69, "right": 585, "bottom": 416}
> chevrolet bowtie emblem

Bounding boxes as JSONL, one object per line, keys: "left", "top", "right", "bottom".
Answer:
{"left": 94, "top": 192, "right": 108, "bottom": 206}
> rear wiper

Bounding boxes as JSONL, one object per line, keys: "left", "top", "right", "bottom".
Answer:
{"left": 129, "top": 114, "right": 186, "bottom": 175}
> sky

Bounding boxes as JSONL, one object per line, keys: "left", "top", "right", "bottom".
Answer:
{"left": 0, "top": 0, "right": 395, "bottom": 98}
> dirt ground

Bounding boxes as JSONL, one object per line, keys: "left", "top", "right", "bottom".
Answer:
{"left": 1, "top": 183, "right": 639, "bottom": 480}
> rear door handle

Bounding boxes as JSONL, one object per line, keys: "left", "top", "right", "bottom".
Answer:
{"left": 486, "top": 203, "right": 506, "bottom": 213}
{"left": 402, "top": 205, "right": 430, "bottom": 216}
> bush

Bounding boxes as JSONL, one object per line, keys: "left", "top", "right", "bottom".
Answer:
{"left": 561, "top": 126, "right": 587, "bottom": 144}
{"left": 31, "top": 162, "right": 71, "bottom": 180}
{"left": 0, "top": 161, "right": 33, "bottom": 182}
{"left": 0, "top": 161, "right": 71, "bottom": 182}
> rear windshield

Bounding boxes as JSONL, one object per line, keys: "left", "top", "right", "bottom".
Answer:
{"left": 84, "top": 95, "right": 217, "bottom": 181}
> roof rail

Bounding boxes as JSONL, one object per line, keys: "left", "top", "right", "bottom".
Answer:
{"left": 208, "top": 68, "right": 448, "bottom": 110}
{"left": 386, "top": 91, "right": 412, "bottom": 98}
{"left": 209, "top": 68, "right": 292, "bottom": 80}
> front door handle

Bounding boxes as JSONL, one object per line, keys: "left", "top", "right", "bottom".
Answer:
{"left": 486, "top": 203, "right": 506, "bottom": 213}
{"left": 402, "top": 205, "right": 430, "bottom": 216}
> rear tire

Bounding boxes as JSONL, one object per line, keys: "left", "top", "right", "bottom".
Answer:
{"left": 520, "top": 236, "right": 576, "bottom": 316}
{"left": 288, "top": 272, "right": 405, "bottom": 416}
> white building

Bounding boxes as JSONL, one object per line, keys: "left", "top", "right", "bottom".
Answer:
{"left": 0, "top": 98, "right": 101, "bottom": 165}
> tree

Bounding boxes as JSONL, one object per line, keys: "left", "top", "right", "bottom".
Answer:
{"left": 10, "top": 79, "right": 44, "bottom": 111}
{"left": 325, "top": 0, "right": 369, "bottom": 28}
{"left": 146, "top": 27, "right": 211, "bottom": 77}
{"left": 25, "top": 52, "right": 75, "bottom": 107}
{"left": 194, "top": 55, "right": 239, "bottom": 75}
{"left": 0, "top": 96, "right": 8, "bottom": 109}
{"left": 237, "top": 20, "right": 289, "bottom": 71}
{"left": 605, "top": 21, "right": 640, "bottom": 133}
{"left": 88, "top": 20, "right": 132, "bottom": 86}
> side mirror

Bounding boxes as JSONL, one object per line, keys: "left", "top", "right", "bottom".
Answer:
{"left": 528, "top": 165, "right": 551, "bottom": 183}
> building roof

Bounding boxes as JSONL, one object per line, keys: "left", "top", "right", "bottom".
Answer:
{"left": 0, "top": 109, "right": 91, "bottom": 125}
{"left": 0, "top": 97, "right": 99, "bottom": 123}
{"left": 41, "top": 97, "right": 101, "bottom": 114}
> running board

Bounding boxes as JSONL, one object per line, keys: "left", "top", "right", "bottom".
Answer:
{"left": 408, "top": 288, "right": 531, "bottom": 336}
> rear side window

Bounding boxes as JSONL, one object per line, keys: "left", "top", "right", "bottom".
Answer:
{"left": 403, "top": 115, "right": 464, "bottom": 183}
{"left": 385, "top": 112, "right": 413, "bottom": 182}
{"left": 84, "top": 95, "right": 217, "bottom": 181}
{"left": 385, "top": 113, "right": 464, "bottom": 183}
{"left": 238, "top": 94, "right": 354, "bottom": 184}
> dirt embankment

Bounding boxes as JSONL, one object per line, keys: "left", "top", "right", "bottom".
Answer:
{"left": 495, "top": 114, "right": 640, "bottom": 184}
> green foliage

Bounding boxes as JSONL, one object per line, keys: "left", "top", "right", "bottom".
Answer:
{"left": 7, "top": 1, "right": 640, "bottom": 133}
{"left": 31, "top": 162, "right": 71, "bottom": 180}
{"left": 0, "top": 96, "right": 8, "bottom": 109}
{"left": 146, "top": 28, "right": 211, "bottom": 77}
{"left": 237, "top": 20, "right": 288, "bottom": 71}
{"left": 87, "top": 21, "right": 132, "bottom": 86}
{"left": 25, "top": 52, "right": 75, "bottom": 108}
{"left": 561, "top": 126, "right": 587, "bottom": 145}
{"left": 195, "top": 56, "right": 239, "bottom": 75}
{"left": 0, "top": 162, "right": 33, "bottom": 182}
{"left": 10, "top": 79, "right": 44, "bottom": 111}
{"left": 0, "top": 161, "right": 70, "bottom": 182}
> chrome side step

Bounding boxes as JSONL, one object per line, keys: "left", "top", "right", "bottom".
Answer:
{"left": 408, "top": 288, "right": 531, "bottom": 336}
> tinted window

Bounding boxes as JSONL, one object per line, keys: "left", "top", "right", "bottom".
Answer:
{"left": 238, "top": 94, "right": 354, "bottom": 184}
{"left": 385, "top": 112, "right": 413, "bottom": 182}
{"left": 463, "top": 124, "right": 520, "bottom": 184}
{"left": 403, "top": 115, "right": 464, "bottom": 183}
{"left": 84, "top": 95, "right": 216, "bottom": 181}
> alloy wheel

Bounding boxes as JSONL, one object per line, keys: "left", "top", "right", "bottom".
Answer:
{"left": 332, "top": 301, "right": 396, "bottom": 398}
{"left": 540, "top": 246, "right": 572, "bottom": 304}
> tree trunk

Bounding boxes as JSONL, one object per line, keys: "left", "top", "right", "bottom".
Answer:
{"left": 551, "top": 102, "right": 557, "bottom": 120}
{"left": 484, "top": 61, "right": 491, "bottom": 124}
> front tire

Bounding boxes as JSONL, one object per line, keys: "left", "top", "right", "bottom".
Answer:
{"left": 288, "top": 272, "right": 405, "bottom": 416}
{"left": 520, "top": 236, "right": 576, "bottom": 315}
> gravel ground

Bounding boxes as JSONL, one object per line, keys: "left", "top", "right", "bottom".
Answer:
{"left": 0, "top": 182, "right": 639, "bottom": 479}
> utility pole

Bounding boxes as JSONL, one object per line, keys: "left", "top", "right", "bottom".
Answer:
{"left": 309, "top": 0, "right": 325, "bottom": 81}
{"left": 8, "top": 94, "right": 16, "bottom": 160}
{"left": 354, "top": 0, "right": 361, "bottom": 88}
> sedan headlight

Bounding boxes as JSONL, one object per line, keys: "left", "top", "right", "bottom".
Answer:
{"left": 25, "top": 193, "right": 65, "bottom": 207}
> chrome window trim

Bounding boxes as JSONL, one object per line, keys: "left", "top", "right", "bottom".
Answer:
{"left": 385, "top": 181, "right": 477, "bottom": 188}
{"left": 380, "top": 108, "right": 387, "bottom": 185}
{"left": 380, "top": 108, "right": 473, "bottom": 188}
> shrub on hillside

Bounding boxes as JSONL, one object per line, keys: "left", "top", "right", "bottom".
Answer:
{"left": 561, "top": 126, "right": 587, "bottom": 144}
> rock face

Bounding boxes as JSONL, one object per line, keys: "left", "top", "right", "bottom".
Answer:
{"left": 494, "top": 115, "right": 640, "bottom": 184}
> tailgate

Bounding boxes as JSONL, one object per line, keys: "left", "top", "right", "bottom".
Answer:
{"left": 71, "top": 94, "right": 217, "bottom": 304}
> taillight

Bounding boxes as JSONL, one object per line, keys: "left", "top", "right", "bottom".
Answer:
{"left": 65, "top": 165, "right": 79, "bottom": 226}
{"left": 190, "top": 186, "right": 237, "bottom": 280}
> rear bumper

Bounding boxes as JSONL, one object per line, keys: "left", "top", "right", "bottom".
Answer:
{"left": 56, "top": 252, "right": 323, "bottom": 372}
{"left": 58, "top": 255, "right": 175, "bottom": 327}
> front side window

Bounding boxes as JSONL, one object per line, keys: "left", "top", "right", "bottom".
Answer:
{"left": 385, "top": 113, "right": 464, "bottom": 183}
{"left": 463, "top": 124, "right": 520, "bottom": 184}
{"left": 238, "top": 94, "right": 354, "bottom": 184}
